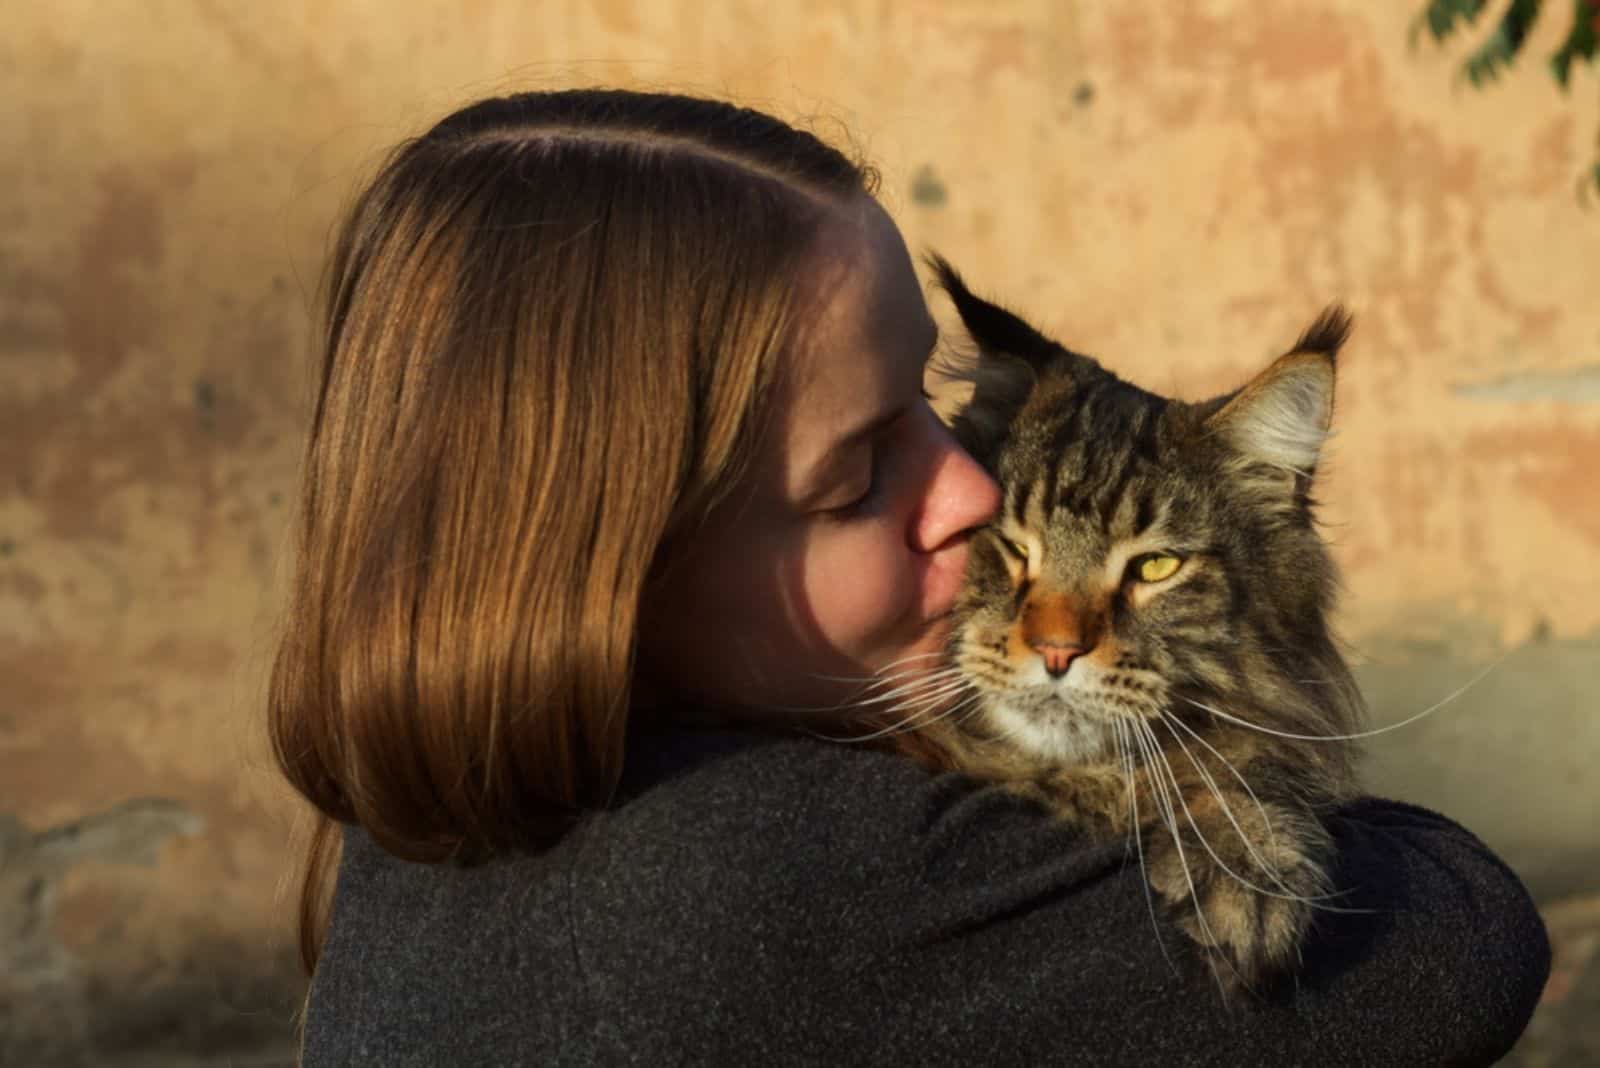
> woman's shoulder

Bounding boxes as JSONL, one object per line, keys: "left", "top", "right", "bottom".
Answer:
{"left": 574, "top": 723, "right": 1125, "bottom": 962}
{"left": 591, "top": 724, "right": 942, "bottom": 895}
{"left": 610, "top": 723, "right": 940, "bottom": 828}
{"left": 562, "top": 725, "right": 1118, "bottom": 1057}
{"left": 597, "top": 724, "right": 1096, "bottom": 884}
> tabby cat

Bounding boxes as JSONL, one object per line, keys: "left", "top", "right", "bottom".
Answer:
{"left": 901, "top": 257, "right": 1367, "bottom": 995}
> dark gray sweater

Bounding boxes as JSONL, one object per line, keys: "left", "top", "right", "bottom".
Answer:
{"left": 303, "top": 725, "right": 1549, "bottom": 1066}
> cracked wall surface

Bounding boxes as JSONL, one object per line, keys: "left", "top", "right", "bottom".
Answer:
{"left": 2, "top": 1, "right": 1597, "bottom": 1061}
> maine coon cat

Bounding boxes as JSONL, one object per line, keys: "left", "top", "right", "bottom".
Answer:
{"left": 896, "top": 258, "right": 1367, "bottom": 995}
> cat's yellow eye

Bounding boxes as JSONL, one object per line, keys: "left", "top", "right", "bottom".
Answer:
{"left": 1135, "top": 553, "right": 1182, "bottom": 583}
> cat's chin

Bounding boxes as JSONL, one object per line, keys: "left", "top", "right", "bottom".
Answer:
{"left": 979, "top": 694, "right": 1131, "bottom": 765}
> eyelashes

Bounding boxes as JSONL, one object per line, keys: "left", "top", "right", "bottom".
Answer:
{"left": 820, "top": 395, "right": 939, "bottom": 522}
{"left": 823, "top": 471, "right": 877, "bottom": 520}
{"left": 822, "top": 437, "right": 886, "bottom": 521}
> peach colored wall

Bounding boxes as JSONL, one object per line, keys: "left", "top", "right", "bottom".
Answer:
{"left": 2, "top": 1, "right": 1595, "bottom": 1058}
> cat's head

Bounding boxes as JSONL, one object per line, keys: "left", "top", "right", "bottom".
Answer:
{"left": 931, "top": 256, "right": 1363, "bottom": 766}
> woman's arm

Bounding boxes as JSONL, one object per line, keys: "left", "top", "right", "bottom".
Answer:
{"left": 1280, "top": 797, "right": 1550, "bottom": 1063}
{"left": 582, "top": 728, "right": 1549, "bottom": 1066}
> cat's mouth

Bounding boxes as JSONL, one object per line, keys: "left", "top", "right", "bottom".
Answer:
{"left": 980, "top": 692, "right": 1117, "bottom": 762}
{"left": 952, "top": 634, "right": 1170, "bottom": 757}
{"left": 1002, "top": 666, "right": 1165, "bottom": 716}
{"left": 1021, "top": 684, "right": 1142, "bottom": 717}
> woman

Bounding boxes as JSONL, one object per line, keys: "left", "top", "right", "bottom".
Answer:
{"left": 270, "top": 88, "right": 1548, "bottom": 1065}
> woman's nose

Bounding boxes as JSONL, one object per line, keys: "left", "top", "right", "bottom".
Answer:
{"left": 910, "top": 423, "right": 1001, "bottom": 553}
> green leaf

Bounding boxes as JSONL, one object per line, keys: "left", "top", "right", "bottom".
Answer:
{"left": 1458, "top": 0, "right": 1544, "bottom": 87}
{"left": 1549, "top": 0, "right": 1599, "bottom": 87}
{"left": 1411, "top": 0, "right": 1491, "bottom": 48}
{"left": 1581, "top": 158, "right": 1600, "bottom": 206}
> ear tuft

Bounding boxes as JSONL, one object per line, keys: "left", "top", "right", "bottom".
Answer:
{"left": 1292, "top": 304, "right": 1353, "bottom": 361}
{"left": 926, "top": 253, "right": 1059, "bottom": 364}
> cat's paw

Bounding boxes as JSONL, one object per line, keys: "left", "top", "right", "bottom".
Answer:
{"left": 1143, "top": 799, "right": 1332, "bottom": 995}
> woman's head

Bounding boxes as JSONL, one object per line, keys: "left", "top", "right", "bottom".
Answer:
{"left": 269, "top": 87, "right": 996, "bottom": 967}
{"left": 637, "top": 196, "right": 999, "bottom": 718}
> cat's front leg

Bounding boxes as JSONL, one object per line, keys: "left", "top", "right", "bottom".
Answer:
{"left": 1142, "top": 786, "right": 1334, "bottom": 994}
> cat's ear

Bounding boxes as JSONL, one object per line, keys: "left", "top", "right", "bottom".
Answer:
{"left": 1208, "top": 305, "right": 1350, "bottom": 484}
{"left": 927, "top": 253, "right": 1060, "bottom": 368}
{"left": 926, "top": 254, "right": 1056, "bottom": 463}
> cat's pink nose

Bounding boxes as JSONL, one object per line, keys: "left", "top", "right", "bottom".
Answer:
{"left": 1031, "top": 640, "right": 1089, "bottom": 678}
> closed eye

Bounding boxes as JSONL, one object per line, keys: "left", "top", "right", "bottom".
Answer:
{"left": 994, "top": 532, "right": 1029, "bottom": 562}
{"left": 821, "top": 460, "right": 878, "bottom": 520}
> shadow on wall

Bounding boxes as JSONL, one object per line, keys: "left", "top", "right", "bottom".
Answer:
{"left": 0, "top": 800, "right": 303, "bottom": 1067}
{"left": 1357, "top": 616, "right": 1600, "bottom": 1065}
{"left": 1356, "top": 620, "right": 1600, "bottom": 902}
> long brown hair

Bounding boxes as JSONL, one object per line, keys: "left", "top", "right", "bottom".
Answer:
{"left": 268, "top": 89, "right": 878, "bottom": 975}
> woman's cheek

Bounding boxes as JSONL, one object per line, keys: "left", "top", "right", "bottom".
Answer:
{"left": 803, "top": 524, "right": 915, "bottom": 651}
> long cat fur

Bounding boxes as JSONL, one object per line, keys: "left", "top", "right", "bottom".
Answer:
{"left": 889, "top": 257, "right": 1367, "bottom": 996}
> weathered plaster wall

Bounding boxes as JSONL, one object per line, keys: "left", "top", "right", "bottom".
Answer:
{"left": 2, "top": 1, "right": 1596, "bottom": 1061}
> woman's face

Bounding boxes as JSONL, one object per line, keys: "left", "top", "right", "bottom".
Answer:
{"left": 638, "top": 195, "right": 1001, "bottom": 720}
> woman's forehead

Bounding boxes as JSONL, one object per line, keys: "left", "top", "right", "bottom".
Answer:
{"left": 782, "top": 201, "right": 933, "bottom": 429}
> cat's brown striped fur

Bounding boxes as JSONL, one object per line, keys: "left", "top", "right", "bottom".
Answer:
{"left": 895, "top": 258, "right": 1366, "bottom": 996}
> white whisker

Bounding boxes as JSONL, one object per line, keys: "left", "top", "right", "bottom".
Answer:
{"left": 1182, "top": 653, "right": 1504, "bottom": 742}
{"left": 807, "top": 688, "right": 981, "bottom": 744}
{"left": 1132, "top": 719, "right": 1236, "bottom": 995}
{"left": 841, "top": 673, "right": 971, "bottom": 710}
{"left": 809, "top": 652, "right": 954, "bottom": 688}
{"left": 1127, "top": 729, "right": 1193, "bottom": 917}
{"left": 1158, "top": 713, "right": 1290, "bottom": 887}
{"left": 1114, "top": 718, "right": 1177, "bottom": 978}
{"left": 775, "top": 667, "right": 968, "bottom": 717}
{"left": 1160, "top": 711, "right": 1281, "bottom": 854}
{"left": 1152, "top": 715, "right": 1329, "bottom": 907}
